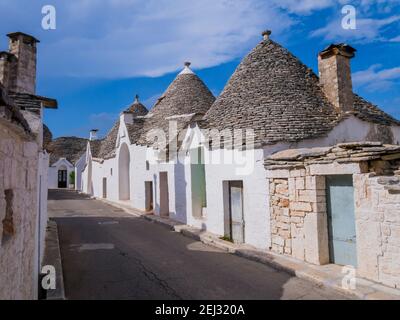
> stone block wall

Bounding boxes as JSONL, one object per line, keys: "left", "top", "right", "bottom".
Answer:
{"left": 354, "top": 173, "right": 400, "bottom": 289}
{"left": 0, "top": 122, "right": 39, "bottom": 299}
{"left": 269, "top": 171, "right": 329, "bottom": 265}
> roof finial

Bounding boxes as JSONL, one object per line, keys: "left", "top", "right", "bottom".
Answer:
{"left": 262, "top": 30, "right": 272, "bottom": 41}
{"left": 179, "top": 61, "right": 195, "bottom": 75}
{"left": 134, "top": 94, "right": 139, "bottom": 103}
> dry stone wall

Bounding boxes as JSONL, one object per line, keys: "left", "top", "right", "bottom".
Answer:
{"left": 270, "top": 171, "right": 329, "bottom": 265}
{"left": 354, "top": 173, "right": 400, "bottom": 289}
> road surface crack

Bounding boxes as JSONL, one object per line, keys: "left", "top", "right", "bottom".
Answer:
{"left": 117, "top": 248, "right": 182, "bottom": 300}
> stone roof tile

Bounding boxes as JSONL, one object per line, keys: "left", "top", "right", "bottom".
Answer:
{"left": 203, "top": 39, "right": 340, "bottom": 146}
{"left": 137, "top": 64, "right": 215, "bottom": 146}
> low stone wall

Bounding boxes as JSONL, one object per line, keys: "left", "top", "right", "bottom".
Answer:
{"left": 270, "top": 172, "right": 329, "bottom": 265}
{"left": 354, "top": 173, "right": 400, "bottom": 289}
{"left": 0, "top": 122, "right": 39, "bottom": 299}
{"left": 266, "top": 142, "right": 400, "bottom": 289}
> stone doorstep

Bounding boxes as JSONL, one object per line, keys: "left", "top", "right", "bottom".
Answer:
{"left": 92, "top": 199, "right": 400, "bottom": 300}
{"left": 42, "top": 220, "right": 65, "bottom": 300}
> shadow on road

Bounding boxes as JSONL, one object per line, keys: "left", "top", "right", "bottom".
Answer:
{"left": 49, "top": 189, "right": 93, "bottom": 200}
{"left": 49, "top": 189, "right": 348, "bottom": 300}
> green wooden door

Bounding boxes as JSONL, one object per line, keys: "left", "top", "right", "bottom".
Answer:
{"left": 326, "top": 175, "right": 357, "bottom": 267}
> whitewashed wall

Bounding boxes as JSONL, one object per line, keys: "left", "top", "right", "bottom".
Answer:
{"left": 74, "top": 154, "right": 86, "bottom": 191}
{"left": 81, "top": 115, "right": 400, "bottom": 252}
{"left": 48, "top": 158, "right": 74, "bottom": 189}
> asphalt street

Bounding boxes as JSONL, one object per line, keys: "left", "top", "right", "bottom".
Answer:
{"left": 48, "top": 189, "right": 349, "bottom": 300}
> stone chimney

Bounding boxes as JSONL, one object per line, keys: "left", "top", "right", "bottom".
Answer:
{"left": 89, "top": 129, "right": 98, "bottom": 141}
{"left": 0, "top": 51, "right": 17, "bottom": 90}
{"left": 7, "top": 32, "right": 39, "bottom": 94}
{"left": 318, "top": 43, "right": 356, "bottom": 113}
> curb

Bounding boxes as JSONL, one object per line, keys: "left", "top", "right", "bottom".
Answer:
{"left": 144, "top": 214, "right": 400, "bottom": 300}
{"left": 96, "top": 198, "right": 400, "bottom": 300}
{"left": 42, "top": 220, "right": 66, "bottom": 300}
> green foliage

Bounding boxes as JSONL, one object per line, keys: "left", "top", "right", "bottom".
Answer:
{"left": 69, "top": 171, "right": 75, "bottom": 185}
{"left": 219, "top": 235, "right": 233, "bottom": 243}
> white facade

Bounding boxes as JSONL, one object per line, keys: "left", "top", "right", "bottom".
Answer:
{"left": 74, "top": 153, "right": 86, "bottom": 191}
{"left": 81, "top": 113, "right": 400, "bottom": 251}
{"left": 48, "top": 158, "right": 74, "bottom": 189}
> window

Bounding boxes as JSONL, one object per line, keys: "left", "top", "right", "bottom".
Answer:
{"left": 110, "top": 168, "right": 113, "bottom": 176}
{"left": 146, "top": 161, "right": 150, "bottom": 171}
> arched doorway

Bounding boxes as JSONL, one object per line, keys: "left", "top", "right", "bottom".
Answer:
{"left": 118, "top": 143, "right": 131, "bottom": 200}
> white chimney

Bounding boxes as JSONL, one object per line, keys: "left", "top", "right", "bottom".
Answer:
{"left": 89, "top": 129, "right": 98, "bottom": 141}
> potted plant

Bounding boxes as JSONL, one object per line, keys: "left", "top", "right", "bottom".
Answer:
{"left": 69, "top": 171, "right": 75, "bottom": 189}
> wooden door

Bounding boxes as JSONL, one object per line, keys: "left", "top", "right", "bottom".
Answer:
{"left": 229, "top": 181, "right": 244, "bottom": 244}
{"left": 58, "top": 170, "right": 67, "bottom": 188}
{"left": 326, "top": 175, "right": 357, "bottom": 267}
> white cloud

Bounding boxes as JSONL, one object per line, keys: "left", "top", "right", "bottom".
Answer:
{"left": 389, "top": 35, "right": 400, "bottom": 42}
{"left": 353, "top": 64, "right": 400, "bottom": 91}
{"left": 29, "top": 0, "right": 293, "bottom": 78}
{"left": 310, "top": 15, "right": 400, "bottom": 43}
{"left": 271, "top": 0, "right": 334, "bottom": 14}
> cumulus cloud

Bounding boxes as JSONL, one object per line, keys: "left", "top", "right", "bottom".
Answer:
{"left": 310, "top": 15, "right": 400, "bottom": 43}
{"left": 389, "top": 35, "right": 400, "bottom": 42}
{"left": 271, "top": 0, "right": 334, "bottom": 14}
{"left": 353, "top": 64, "right": 400, "bottom": 91}
{"left": 0, "top": 0, "right": 294, "bottom": 78}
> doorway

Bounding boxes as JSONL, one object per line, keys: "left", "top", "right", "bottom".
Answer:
{"left": 118, "top": 143, "right": 130, "bottom": 200}
{"left": 190, "top": 147, "right": 207, "bottom": 218}
{"left": 145, "top": 181, "right": 154, "bottom": 212}
{"left": 326, "top": 175, "right": 357, "bottom": 267}
{"left": 225, "top": 181, "right": 244, "bottom": 244}
{"left": 159, "top": 172, "right": 169, "bottom": 216}
{"left": 102, "top": 177, "right": 107, "bottom": 198}
{"left": 58, "top": 169, "right": 67, "bottom": 188}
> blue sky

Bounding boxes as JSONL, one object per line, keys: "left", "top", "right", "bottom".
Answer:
{"left": 0, "top": 0, "right": 399, "bottom": 139}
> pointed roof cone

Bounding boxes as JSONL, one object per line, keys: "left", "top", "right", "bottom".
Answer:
{"left": 204, "top": 31, "right": 340, "bottom": 146}
{"left": 137, "top": 62, "right": 215, "bottom": 145}
{"left": 148, "top": 61, "right": 214, "bottom": 118}
{"left": 125, "top": 93, "right": 148, "bottom": 116}
{"left": 179, "top": 61, "right": 195, "bottom": 75}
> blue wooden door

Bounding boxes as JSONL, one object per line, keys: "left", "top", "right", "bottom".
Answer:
{"left": 326, "top": 175, "right": 357, "bottom": 267}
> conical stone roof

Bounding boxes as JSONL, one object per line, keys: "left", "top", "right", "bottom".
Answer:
{"left": 125, "top": 94, "right": 148, "bottom": 116}
{"left": 203, "top": 38, "right": 340, "bottom": 146}
{"left": 137, "top": 63, "right": 215, "bottom": 146}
